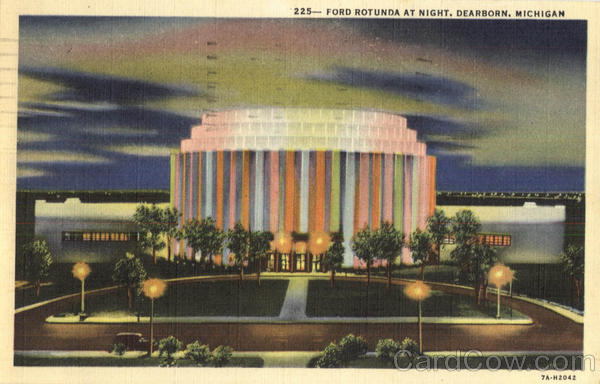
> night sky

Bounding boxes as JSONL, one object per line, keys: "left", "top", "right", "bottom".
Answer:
{"left": 17, "top": 17, "right": 586, "bottom": 192}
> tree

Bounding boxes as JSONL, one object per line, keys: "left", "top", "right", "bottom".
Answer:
{"left": 324, "top": 232, "right": 345, "bottom": 288}
{"left": 351, "top": 226, "right": 377, "bottom": 286}
{"left": 449, "top": 210, "right": 498, "bottom": 305}
{"left": 409, "top": 229, "right": 432, "bottom": 281}
{"left": 560, "top": 244, "right": 584, "bottom": 308}
{"left": 112, "top": 252, "right": 147, "bottom": 309}
{"left": 472, "top": 243, "right": 498, "bottom": 305}
{"left": 248, "top": 230, "right": 274, "bottom": 287}
{"left": 427, "top": 209, "right": 450, "bottom": 266}
{"left": 226, "top": 222, "right": 249, "bottom": 281}
{"left": 133, "top": 204, "right": 166, "bottom": 264}
{"left": 375, "top": 222, "right": 405, "bottom": 289}
{"left": 161, "top": 207, "right": 180, "bottom": 263}
{"left": 449, "top": 209, "right": 495, "bottom": 305}
{"left": 22, "top": 239, "right": 53, "bottom": 296}
{"left": 182, "top": 217, "right": 226, "bottom": 272}
{"left": 451, "top": 209, "right": 480, "bottom": 245}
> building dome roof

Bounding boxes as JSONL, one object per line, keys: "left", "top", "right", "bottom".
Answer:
{"left": 180, "top": 108, "right": 426, "bottom": 155}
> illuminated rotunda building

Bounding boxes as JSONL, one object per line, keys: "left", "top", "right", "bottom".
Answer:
{"left": 170, "top": 108, "right": 436, "bottom": 270}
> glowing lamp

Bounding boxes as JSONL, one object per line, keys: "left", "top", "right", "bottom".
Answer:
{"left": 72, "top": 262, "right": 91, "bottom": 281}
{"left": 143, "top": 278, "right": 167, "bottom": 299}
{"left": 404, "top": 280, "right": 431, "bottom": 302}
{"left": 308, "top": 231, "right": 331, "bottom": 254}
{"left": 142, "top": 278, "right": 166, "bottom": 356}
{"left": 488, "top": 264, "right": 514, "bottom": 319}
{"left": 488, "top": 264, "right": 514, "bottom": 288}
{"left": 403, "top": 280, "right": 431, "bottom": 354}
{"left": 272, "top": 232, "right": 292, "bottom": 253}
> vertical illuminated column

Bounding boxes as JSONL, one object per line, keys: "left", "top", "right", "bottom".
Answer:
{"left": 174, "top": 153, "right": 181, "bottom": 256}
{"left": 181, "top": 153, "right": 187, "bottom": 223}
{"left": 200, "top": 153, "right": 206, "bottom": 219}
{"left": 216, "top": 151, "right": 224, "bottom": 229}
{"left": 241, "top": 150, "right": 251, "bottom": 229}
{"left": 284, "top": 151, "right": 295, "bottom": 232}
{"left": 299, "top": 150, "right": 310, "bottom": 233}
{"left": 278, "top": 151, "right": 286, "bottom": 233}
{"left": 428, "top": 156, "right": 437, "bottom": 217}
{"left": 190, "top": 153, "right": 198, "bottom": 221}
{"left": 393, "top": 154, "right": 403, "bottom": 232}
{"left": 269, "top": 151, "right": 279, "bottom": 234}
{"left": 418, "top": 155, "right": 428, "bottom": 229}
{"left": 358, "top": 153, "right": 370, "bottom": 230}
{"left": 382, "top": 153, "right": 394, "bottom": 223}
{"left": 308, "top": 152, "right": 316, "bottom": 233}
{"left": 188, "top": 153, "right": 194, "bottom": 222}
{"left": 228, "top": 151, "right": 236, "bottom": 229}
{"left": 254, "top": 151, "right": 264, "bottom": 230}
{"left": 343, "top": 152, "right": 356, "bottom": 266}
{"left": 329, "top": 151, "right": 341, "bottom": 232}
{"left": 314, "top": 151, "right": 326, "bottom": 232}
{"left": 204, "top": 151, "right": 214, "bottom": 219}
{"left": 412, "top": 156, "right": 419, "bottom": 231}
{"left": 371, "top": 153, "right": 382, "bottom": 229}
{"left": 181, "top": 153, "right": 188, "bottom": 258}
{"left": 403, "top": 156, "right": 414, "bottom": 263}
{"left": 170, "top": 152, "right": 176, "bottom": 207}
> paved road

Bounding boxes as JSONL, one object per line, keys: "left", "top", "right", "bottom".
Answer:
{"left": 14, "top": 277, "right": 583, "bottom": 352}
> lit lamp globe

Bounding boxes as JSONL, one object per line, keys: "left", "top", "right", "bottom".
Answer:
{"left": 72, "top": 262, "right": 91, "bottom": 320}
{"left": 272, "top": 232, "right": 293, "bottom": 254}
{"left": 309, "top": 231, "right": 331, "bottom": 255}
{"left": 488, "top": 264, "right": 514, "bottom": 319}
{"left": 403, "top": 280, "right": 431, "bottom": 354}
{"left": 143, "top": 278, "right": 167, "bottom": 355}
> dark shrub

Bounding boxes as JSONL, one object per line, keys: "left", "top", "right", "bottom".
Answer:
{"left": 338, "top": 334, "right": 368, "bottom": 363}
{"left": 315, "top": 342, "right": 342, "bottom": 368}
{"left": 211, "top": 345, "right": 233, "bottom": 367}
{"left": 184, "top": 341, "right": 211, "bottom": 366}
{"left": 375, "top": 338, "right": 400, "bottom": 362}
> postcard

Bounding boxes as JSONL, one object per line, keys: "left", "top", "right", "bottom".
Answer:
{"left": 1, "top": 1, "right": 598, "bottom": 383}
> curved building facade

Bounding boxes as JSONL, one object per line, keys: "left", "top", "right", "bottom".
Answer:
{"left": 170, "top": 108, "right": 436, "bottom": 267}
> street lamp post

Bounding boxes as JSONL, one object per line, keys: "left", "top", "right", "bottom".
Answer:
{"left": 488, "top": 264, "right": 514, "bottom": 319}
{"left": 143, "top": 278, "right": 167, "bottom": 355}
{"left": 404, "top": 280, "right": 431, "bottom": 354}
{"left": 72, "top": 262, "right": 91, "bottom": 321}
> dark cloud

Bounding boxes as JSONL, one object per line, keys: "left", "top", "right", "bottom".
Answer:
{"left": 425, "top": 141, "right": 475, "bottom": 154}
{"left": 18, "top": 102, "right": 200, "bottom": 150}
{"left": 20, "top": 66, "right": 202, "bottom": 105}
{"left": 403, "top": 114, "right": 486, "bottom": 139}
{"left": 308, "top": 67, "right": 482, "bottom": 109}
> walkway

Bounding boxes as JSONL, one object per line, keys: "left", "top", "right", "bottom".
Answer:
{"left": 278, "top": 278, "right": 309, "bottom": 320}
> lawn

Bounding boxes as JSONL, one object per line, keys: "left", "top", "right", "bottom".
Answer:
{"left": 364, "top": 263, "right": 581, "bottom": 310}
{"left": 84, "top": 279, "right": 289, "bottom": 317}
{"left": 306, "top": 280, "right": 526, "bottom": 318}
{"left": 14, "top": 354, "right": 264, "bottom": 367}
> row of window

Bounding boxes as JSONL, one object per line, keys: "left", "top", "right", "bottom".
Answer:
{"left": 443, "top": 233, "right": 512, "bottom": 247}
{"left": 62, "top": 231, "right": 141, "bottom": 242}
